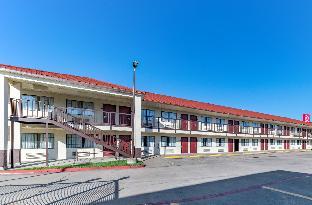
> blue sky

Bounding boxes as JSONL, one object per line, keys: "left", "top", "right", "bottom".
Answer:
{"left": 1, "top": 0, "right": 312, "bottom": 119}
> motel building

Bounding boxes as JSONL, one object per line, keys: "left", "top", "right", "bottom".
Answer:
{"left": 0, "top": 64, "right": 312, "bottom": 169}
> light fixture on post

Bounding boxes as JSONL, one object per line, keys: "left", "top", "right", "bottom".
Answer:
{"left": 131, "top": 60, "right": 139, "bottom": 159}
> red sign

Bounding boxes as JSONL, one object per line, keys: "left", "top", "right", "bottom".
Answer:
{"left": 303, "top": 114, "right": 310, "bottom": 123}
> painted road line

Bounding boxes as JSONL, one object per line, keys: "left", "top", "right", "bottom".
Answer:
{"left": 262, "top": 186, "right": 312, "bottom": 201}
{"left": 209, "top": 154, "right": 222, "bottom": 157}
{"left": 227, "top": 153, "right": 240, "bottom": 156}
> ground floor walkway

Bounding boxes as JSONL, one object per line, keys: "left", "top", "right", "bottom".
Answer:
{"left": 1, "top": 151, "right": 312, "bottom": 204}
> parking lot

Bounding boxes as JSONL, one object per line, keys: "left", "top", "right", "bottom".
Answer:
{"left": 0, "top": 151, "right": 311, "bottom": 204}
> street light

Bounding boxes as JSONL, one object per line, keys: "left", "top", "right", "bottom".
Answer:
{"left": 132, "top": 60, "right": 139, "bottom": 158}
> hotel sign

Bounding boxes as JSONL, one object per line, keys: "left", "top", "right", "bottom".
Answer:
{"left": 303, "top": 114, "right": 310, "bottom": 123}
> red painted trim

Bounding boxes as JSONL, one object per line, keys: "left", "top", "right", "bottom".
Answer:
{"left": 0, "top": 165, "right": 145, "bottom": 175}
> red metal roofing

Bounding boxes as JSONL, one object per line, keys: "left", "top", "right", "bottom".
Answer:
{"left": 1, "top": 63, "right": 310, "bottom": 126}
{"left": 0, "top": 64, "right": 132, "bottom": 93}
{"left": 143, "top": 92, "right": 310, "bottom": 126}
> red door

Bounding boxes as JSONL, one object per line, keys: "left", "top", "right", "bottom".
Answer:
{"left": 119, "top": 135, "right": 131, "bottom": 154}
{"left": 228, "top": 120, "right": 234, "bottom": 133}
{"left": 234, "top": 121, "right": 240, "bottom": 134}
{"left": 190, "top": 115, "right": 198, "bottom": 131}
{"left": 181, "top": 137, "right": 188, "bottom": 153}
{"left": 181, "top": 114, "right": 189, "bottom": 130}
{"left": 261, "top": 139, "right": 265, "bottom": 150}
{"left": 119, "top": 106, "right": 131, "bottom": 126}
{"left": 261, "top": 124, "right": 269, "bottom": 135}
{"left": 287, "top": 140, "right": 290, "bottom": 149}
{"left": 284, "top": 140, "right": 287, "bottom": 149}
{"left": 103, "top": 135, "right": 117, "bottom": 156}
{"left": 228, "top": 138, "right": 234, "bottom": 152}
{"left": 302, "top": 140, "right": 306, "bottom": 149}
{"left": 103, "top": 104, "right": 116, "bottom": 125}
{"left": 190, "top": 137, "right": 197, "bottom": 153}
{"left": 265, "top": 139, "right": 268, "bottom": 150}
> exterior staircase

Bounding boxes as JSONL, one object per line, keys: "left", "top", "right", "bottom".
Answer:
{"left": 10, "top": 99, "right": 132, "bottom": 158}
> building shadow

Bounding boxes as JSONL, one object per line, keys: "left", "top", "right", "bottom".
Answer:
{"left": 99, "top": 170, "right": 312, "bottom": 205}
{"left": 0, "top": 174, "right": 129, "bottom": 205}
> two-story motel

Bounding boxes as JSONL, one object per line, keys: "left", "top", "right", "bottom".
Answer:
{"left": 0, "top": 64, "right": 311, "bottom": 169}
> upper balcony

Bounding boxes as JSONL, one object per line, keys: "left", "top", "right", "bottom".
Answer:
{"left": 141, "top": 116, "right": 311, "bottom": 138}
{"left": 10, "top": 99, "right": 133, "bottom": 132}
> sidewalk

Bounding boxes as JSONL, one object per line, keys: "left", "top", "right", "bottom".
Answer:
{"left": 163, "top": 149, "right": 311, "bottom": 159}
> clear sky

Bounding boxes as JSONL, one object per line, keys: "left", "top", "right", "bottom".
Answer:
{"left": 1, "top": 0, "right": 312, "bottom": 120}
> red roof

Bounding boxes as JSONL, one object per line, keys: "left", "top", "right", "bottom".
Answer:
{"left": 0, "top": 64, "right": 132, "bottom": 93}
{"left": 143, "top": 92, "right": 310, "bottom": 126}
{"left": 1, "top": 63, "right": 310, "bottom": 126}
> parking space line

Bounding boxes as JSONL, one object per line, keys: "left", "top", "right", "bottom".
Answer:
{"left": 262, "top": 186, "right": 312, "bottom": 201}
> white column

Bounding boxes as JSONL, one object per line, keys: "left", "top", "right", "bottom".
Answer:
{"left": 9, "top": 82, "right": 21, "bottom": 165}
{"left": 57, "top": 132, "right": 67, "bottom": 160}
{"left": 0, "top": 75, "right": 9, "bottom": 169}
{"left": 133, "top": 95, "right": 142, "bottom": 150}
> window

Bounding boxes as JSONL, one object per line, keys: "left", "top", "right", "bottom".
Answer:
{"left": 252, "top": 139, "right": 258, "bottom": 146}
{"left": 142, "top": 109, "right": 155, "bottom": 127}
{"left": 66, "top": 100, "right": 94, "bottom": 117}
{"left": 242, "top": 121, "right": 250, "bottom": 127}
{"left": 291, "top": 140, "right": 296, "bottom": 145}
{"left": 202, "top": 117, "right": 212, "bottom": 125}
{"left": 201, "top": 138, "right": 212, "bottom": 147}
{"left": 270, "top": 139, "right": 275, "bottom": 145}
{"left": 22, "top": 95, "right": 54, "bottom": 111}
{"left": 21, "top": 133, "right": 54, "bottom": 149}
{"left": 66, "top": 134, "right": 95, "bottom": 148}
{"left": 216, "top": 118, "right": 225, "bottom": 131}
{"left": 141, "top": 136, "right": 155, "bottom": 147}
{"left": 161, "top": 136, "right": 176, "bottom": 147}
{"left": 161, "top": 111, "right": 177, "bottom": 121}
{"left": 297, "top": 140, "right": 302, "bottom": 145}
{"left": 216, "top": 138, "right": 225, "bottom": 147}
{"left": 216, "top": 118, "right": 225, "bottom": 125}
{"left": 276, "top": 140, "right": 282, "bottom": 145}
{"left": 253, "top": 123, "right": 260, "bottom": 128}
{"left": 241, "top": 139, "right": 249, "bottom": 146}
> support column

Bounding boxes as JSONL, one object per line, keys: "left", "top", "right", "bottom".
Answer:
{"left": 9, "top": 82, "right": 21, "bottom": 166}
{"left": 0, "top": 75, "right": 9, "bottom": 170}
{"left": 133, "top": 95, "right": 142, "bottom": 158}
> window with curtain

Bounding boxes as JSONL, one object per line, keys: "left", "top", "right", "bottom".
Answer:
{"left": 66, "top": 100, "right": 94, "bottom": 117}
{"left": 21, "top": 133, "right": 54, "bottom": 149}
{"left": 66, "top": 134, "right": 95, "bottom": 148}
{"left": 241, "top": 139, "right": 249, "bottom": 146}
{"left": 201, "top": 138, "right": 212, "bottom": 147}
{"left": 161, "top": 136, "right": 176, "bottom": 147}
{"left": 252, "top": 139, "right": 258, "bottom": 146}
{"left": 161, "top": 112, "right": 177, "bottom": 122}
{"left": 142, "top": 109, "right": 155, "bottom": 127}
{"left": 216, "top": 138, "right": 225, "bottom": 147}
{"left": 141, "top": 136, "right": 155, "bottom": 147}
{"left": 38, "top": 133, "right": 54, "bottom": 148}
{"left": 66, "top": 134, "right": 82, "bottom": 148}
{"left": 22, "top": 95, "right": 54, "bottom": 111}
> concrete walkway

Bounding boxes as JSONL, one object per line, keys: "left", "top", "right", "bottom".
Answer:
{"left": 1, "top": 151, "right": 312, "bottom": 204}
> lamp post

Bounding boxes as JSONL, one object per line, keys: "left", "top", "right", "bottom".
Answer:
{"left": 132, "top": 60, "right": 139, "bottom": 158}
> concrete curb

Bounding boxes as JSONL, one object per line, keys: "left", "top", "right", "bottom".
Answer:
{"left": 164, "top": 150, "right": 311, "bottom": 159}
{"left": 0, "top": 165, "right": 145, "bottom": 175}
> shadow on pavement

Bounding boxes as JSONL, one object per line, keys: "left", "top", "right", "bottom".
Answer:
{"left": 101, "top": 170, "right": 312, "bottom": 205}
{"left": 0, "top": 174, "right": 129, "bottom": 205}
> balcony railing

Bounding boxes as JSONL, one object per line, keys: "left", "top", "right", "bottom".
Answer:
{"left": 10, "top": 99, "right": 132, "bottom": 128}
{"left": 141, "top": 117, "right": 312, "bottom": 137}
